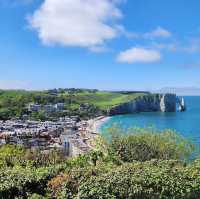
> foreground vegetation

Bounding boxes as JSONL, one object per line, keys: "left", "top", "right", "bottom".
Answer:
{"left": 0, "top": 89, "right": 145, "bottom": 120}
{"left": 0, "top": 128, "right": 200, "bottom": 199}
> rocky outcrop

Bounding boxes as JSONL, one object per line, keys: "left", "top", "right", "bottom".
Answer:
{"left": 108, "top": 94, "right": 177, "bottom": 116}
{"left": 177, "top": 97, "right": 186, "bottom": 112}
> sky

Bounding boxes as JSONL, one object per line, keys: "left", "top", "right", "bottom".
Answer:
{"left": 1, "top": 0, "right": 200, "bottom": 91}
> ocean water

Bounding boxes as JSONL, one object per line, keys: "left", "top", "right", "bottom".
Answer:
{"left": 101, "top": 96, "right": 200, "bottom": 145}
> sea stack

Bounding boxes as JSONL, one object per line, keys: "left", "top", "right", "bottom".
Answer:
{"left": 179, "top": 97, "right": 186, "bottom": 112}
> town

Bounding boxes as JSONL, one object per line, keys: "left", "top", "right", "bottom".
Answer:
{"left": 0, "top": 114, "right": 104, "bottom": 157}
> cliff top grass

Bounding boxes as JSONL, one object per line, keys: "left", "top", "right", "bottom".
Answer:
{"left": 60, "top": 91, "right": 146, "bottom": 110}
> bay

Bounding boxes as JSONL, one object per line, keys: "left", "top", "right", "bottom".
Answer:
{"left": 101, "top": 96, "right": 200, "bottom": 145}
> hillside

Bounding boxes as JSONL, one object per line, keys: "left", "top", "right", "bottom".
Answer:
{"left": 0, "top": 89, "right": 146, "bottom": 120}
{"left": 60, "top": 91, "right": 146, "bottom": 110}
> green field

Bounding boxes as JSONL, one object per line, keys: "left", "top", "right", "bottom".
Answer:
{"left": 61, "top": 91, "right": 146, "bottom": 110}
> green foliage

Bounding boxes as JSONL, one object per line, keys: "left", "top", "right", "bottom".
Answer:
{"left": 77, "top": 160, "right": 200, "bottom": 199}
{"left": 30, "top": 111, "right": 47, "bottom": 121}
{"left": 0, "top": 145, "right": 26, "bottom": 168}
{"left": 54, "top": 164, "right": 113, "bottom": 199}
{"left": 0, "top": 145, "right": 67, "bottom": 169}
{"left": 0, "top": 164, "right": 65, "bottom": 198}
{"left": 27, "top": 193, "right": 47, "bottom": 199}
{"left": 73, "top": 91, "right": 145, "bottom": 110}
{"left": 0, "top": 128, "right": 199, "bottom": 198}
{"left": 87, "top": 150, "right": 104, "bottom": 166}
{"left": 107, "top": 127, "right": 195, "bottom": 162}
{"left": 46, "top": 158, "right": 200, "bottom": 199}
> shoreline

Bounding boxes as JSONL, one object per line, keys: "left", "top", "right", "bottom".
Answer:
{"left": 85, "top": 116, "right": 111, "bottom": 151}
{"left": 87, "top": 116, "right": 111, "bottom": 134}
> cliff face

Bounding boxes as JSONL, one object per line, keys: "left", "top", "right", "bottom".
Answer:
{"left": 108, "top": 94, "right": 176, "bottom": 116}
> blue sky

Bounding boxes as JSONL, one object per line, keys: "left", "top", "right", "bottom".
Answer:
{"left": 0, "top": 0, "right": 200, "bottom": 90}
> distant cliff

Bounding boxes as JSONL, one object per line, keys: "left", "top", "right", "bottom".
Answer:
{"left": 108, "top": 94, "right": 177, "bottom": 116}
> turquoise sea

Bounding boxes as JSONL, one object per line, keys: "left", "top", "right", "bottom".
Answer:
{"left": 101, "top": 96, "right": 200, "bottom": 145}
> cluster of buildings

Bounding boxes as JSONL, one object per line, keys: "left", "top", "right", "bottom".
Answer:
{"left": 0, "top": 116, "right": 96, "bottom": 157}
{"left": 28, "top": 103, "right": 65, "bottom": 113}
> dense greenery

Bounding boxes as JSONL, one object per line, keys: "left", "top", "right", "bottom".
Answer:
{"left": 0, "top": 89, "right": 145, "bottom": 120}
{"left": 76, "top": 160, "right": 200, "bottom": 199}
{"left": 0, "top": 128, "right": 200, "bottom": 198}
{"left": 107, "top": 127, "right": 195, "bottom": 162}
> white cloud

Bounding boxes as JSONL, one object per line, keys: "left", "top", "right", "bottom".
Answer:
{"left": 145, "top": 27, "right": 172, "bottom": 38}
{"left": 29, "top": 0, "right": 123, "bottom": 49}
{"left": 117, "top": 47, "right": 161, "bottom": 64}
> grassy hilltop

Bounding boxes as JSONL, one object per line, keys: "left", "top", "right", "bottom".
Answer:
{"left": 0, "top": 89, "right": 146, "bottom": 120}
{"left": 59, "top": 91, "right": 145, "bottom": 110}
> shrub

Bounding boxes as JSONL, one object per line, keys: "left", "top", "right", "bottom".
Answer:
{"left": 0, "top": 145, "right": 67, "bottom": 168}
{"left": 47, "top": 173, "right": 68, "bottom": 197}
{"left": 27, "top": 193, "right": 46, "bottom": 199}
{"left": 78, "top": 160, "right": 200, "bottom": 199}
{"left": 107, "top": 127, "right": 195, "bottom": 162}
{"left": 0, "top": 164, "right": 65, "bottom": 198}
{"left": 0, "top": 145, "right": 25, "bottom": 168}
{"left": 0, "top": 128, "right": 198, "bottom": 199}
{"left": 49, "top": 164, "right": 115, "bottom": 199}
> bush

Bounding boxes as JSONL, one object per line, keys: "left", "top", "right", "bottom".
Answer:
{"left": 52, "top": 165, "right": 114, "bottom": 199}
{"left": 0, "top": 128, "right": 198, "bottom": 199}
{"left": 48, "top": 159, "right": 200, "bottom": 199}
{"left": 27, "top": 193, "right": 46, "bottom": 199}
{"left": 0, "top": 164, "right": 65, "bottom": 198}
{"left": 107, "top": 127, "right": 195, "bottom": 162}
{"left": 78, "top": 160, "right": 200, "bottom": 199}
{"left": 47, "top": 173, "right": 68, "bottom": 197}
{"left": 0, "top": 145, "right": 26, "bottom": 168}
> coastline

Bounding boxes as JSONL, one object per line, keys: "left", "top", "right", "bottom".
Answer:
{"left": 87, "top": 116, "right": 111, "bottom": 134}
{"left": 85, "top": 116, "right": 111, "bottom": 150}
